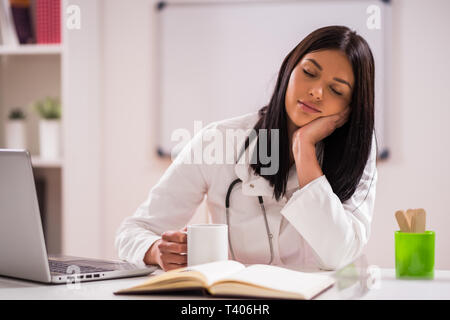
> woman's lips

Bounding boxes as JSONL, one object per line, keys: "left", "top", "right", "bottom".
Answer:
{"left": 297, "top": 100, "right": 321, "bottom": 113}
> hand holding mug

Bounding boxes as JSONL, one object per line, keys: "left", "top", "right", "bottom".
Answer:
{"left": 146, "top": 226, "right": 187, "bottom": 271}
{"left": 145, "top": 224, "right": 228, "bottom": 271}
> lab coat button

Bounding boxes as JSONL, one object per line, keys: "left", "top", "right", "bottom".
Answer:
{"left": 249, "top": 184, "right": 254, "bottom": 188}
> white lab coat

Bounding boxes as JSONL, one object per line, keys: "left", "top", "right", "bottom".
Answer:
{"left": 115, "top": 111, "right": 378, "bottom": 271}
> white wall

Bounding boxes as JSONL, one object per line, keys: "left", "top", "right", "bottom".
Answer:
{"left": 100, "top": 0, "right": 208, "bottom": 260}
{"left": 97, "top": 0, "right": 450, "bottom": 269}
{"left": 363, "top": 0, "right": 450, "bottom": 268}
{"left": 101, "top": 0, "right": 164, "bottom": 259}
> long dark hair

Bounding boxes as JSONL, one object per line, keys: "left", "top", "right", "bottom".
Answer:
{"left": 249, "top": 25, "right": 376, "bottom": 203}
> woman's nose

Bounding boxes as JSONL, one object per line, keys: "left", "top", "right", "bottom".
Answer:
{"left": 309, "top": 86, "right": 322, "bottom": 101}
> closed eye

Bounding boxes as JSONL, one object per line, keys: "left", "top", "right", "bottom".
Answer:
{"left": 330, "top": 87, "right": 343, "bottom": 96}
{"left": 303, "top": 68, "right": 343, "bottom": 96}
{"left": 303, "top": 69, "right": 314, "bottom": 77}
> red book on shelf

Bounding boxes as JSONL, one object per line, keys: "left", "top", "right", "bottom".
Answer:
{"left": 35, "top": 0, "right": 60, "bottom": 44}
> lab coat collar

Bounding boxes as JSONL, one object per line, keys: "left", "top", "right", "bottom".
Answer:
{"left": 234, "top": 137, "right": 324, "bottom": 198}
{"left": 234, "top": 135, "right": 301, "bottom": 198}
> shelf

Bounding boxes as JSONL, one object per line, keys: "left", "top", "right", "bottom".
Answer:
{"left": 0, "top": 44, "right": 63, "bottom": 56}
{"left": 31, "top": 156, "right": 63, "bottom": 168}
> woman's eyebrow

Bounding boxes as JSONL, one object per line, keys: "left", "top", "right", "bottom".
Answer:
{"left": 305, "top": 58, "right": 322, "bottom": 70}
{"left": 305, "top": 58, "right": 352, "bottom": 89}
{"left": 333, "top": 77, "right": 352, "bottom": 89}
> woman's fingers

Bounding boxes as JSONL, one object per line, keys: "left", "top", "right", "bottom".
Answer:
{"left": 162, "top": 230, "right": 187, "bottom": 243}
{"left": 158, "top": 240, "right": 187, "bottom": 254}
{"left": 336, "top": 106, "right": 351, "bottom": 128}
{"left": 160, "top": 251, "right": 188, "bottom": 265}
{"left": 158, "top": 227, "right": 189, "bottom": 271}
{"left": 159, "top": 250, "right": 187, "bottom": 271}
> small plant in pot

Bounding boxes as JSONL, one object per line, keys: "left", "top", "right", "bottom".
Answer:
{"left": 33, "top": 97, "right": 62, "bottom": 159}
{"left": 9, "top": 108, "right": 26, "bottom": 120}
{"left": 5, "top": 107, "right": 27, "bottom": 149}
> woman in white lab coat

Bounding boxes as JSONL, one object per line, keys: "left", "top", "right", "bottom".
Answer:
{"left": 116, "top": 25, "right": 378, "bottom": 272}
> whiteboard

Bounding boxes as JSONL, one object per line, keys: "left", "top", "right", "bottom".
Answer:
{"left": 156, "top": 0, "right": 391, "bottom": 159}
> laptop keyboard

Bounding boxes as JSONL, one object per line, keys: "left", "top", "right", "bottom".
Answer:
{"left": 49, "top": 260, "right": 115, "bottom": 275}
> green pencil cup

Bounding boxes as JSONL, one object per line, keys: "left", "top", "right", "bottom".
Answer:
{"left": 395, "top": 231, "right": 435, "bottom": 279}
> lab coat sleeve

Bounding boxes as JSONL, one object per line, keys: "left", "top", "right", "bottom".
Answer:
{"left": 115, "top": 125, "right": 211, "bottom": 267}
{"left": 280, "top": 134, "right": 378, "bottom": 270}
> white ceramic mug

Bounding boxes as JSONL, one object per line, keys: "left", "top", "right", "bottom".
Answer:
{"left": 187, "top": 224, "right": 228, "bottom": 266}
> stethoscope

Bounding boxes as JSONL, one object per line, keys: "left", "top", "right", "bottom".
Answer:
{"left": 225, "top": 133, "right": 274, "bottom": 264}
{"left": 224, "top": 130, "right": 379, "bottom": 266}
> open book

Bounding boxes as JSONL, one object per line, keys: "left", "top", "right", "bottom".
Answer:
{"left": 114, "top": 260, "right": 335, "bottom": 299}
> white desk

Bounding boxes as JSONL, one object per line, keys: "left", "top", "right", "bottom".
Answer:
{"left": 1, "top": 268, "right": 450, "bottom": 300}
{"left": 319, "top": 269, "right": 450, "bottom": 300}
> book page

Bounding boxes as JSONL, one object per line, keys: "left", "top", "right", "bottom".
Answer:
{"left": 213, "top": 264, "right": 335, "bottom": 299}
{"left": 114, "top": 260, "right": 245, "bottom": 294}
{"left": 187, "top": 260, "right": 245, "bottom": 286}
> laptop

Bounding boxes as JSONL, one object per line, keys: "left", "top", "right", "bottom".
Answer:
{"left": 0, "top": 149, "right": 157, "bottom": 284}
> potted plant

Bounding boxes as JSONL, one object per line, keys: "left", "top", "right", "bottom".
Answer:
{"left": 33, "top": 96, "right": 62, "bottom": 159}
{"left": 5, "top": 108, "right": 27, "bottom": 149}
